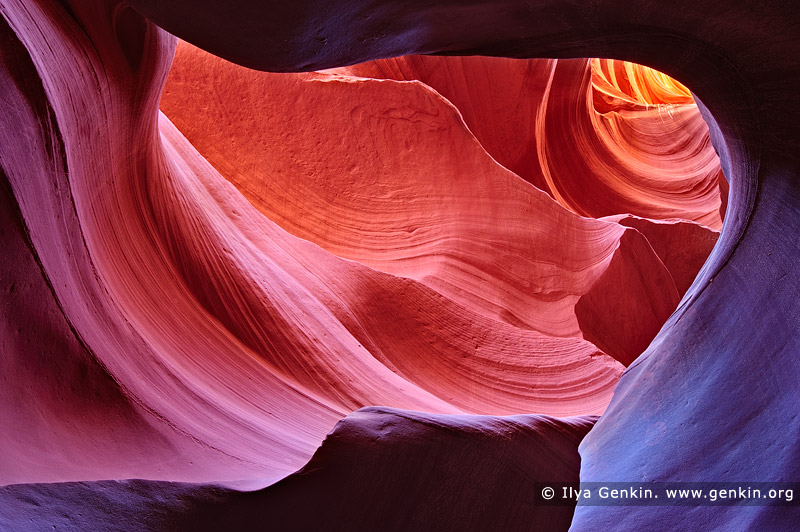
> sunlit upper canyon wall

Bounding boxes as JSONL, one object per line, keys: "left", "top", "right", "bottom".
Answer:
{"left": 160, "top": 42, "right": 725, "bottom": 371}
{"left": 3, "top": 1, "right": 799, "bottom": 531}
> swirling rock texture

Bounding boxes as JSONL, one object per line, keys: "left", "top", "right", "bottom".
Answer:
{"left": 338, "top": 56, "right": 727, "bottom": 228}
{"left": 2, "top": 0, "right": 797, "bottom": 531}
{"left": 159, "top": 43, "right": 720, "bottom": 368}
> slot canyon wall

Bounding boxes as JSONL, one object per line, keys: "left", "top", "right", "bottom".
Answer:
{"left": 0, "top": 0, "right": 797, "bottom": 530}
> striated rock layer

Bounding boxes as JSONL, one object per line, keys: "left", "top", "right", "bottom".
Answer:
{"left": 160, "top": 41, "right": 720, "bottom": 367}
{"left": 339, "top": 56, "right": 726, "bottom": 228}
{"left": 6, "top": 0, "right": 798, "bottom": 530}
{"left": 0, "top": 0, "right": 723, "bottom": 494}
{"left": 115, "top": 1, "right": 800, "bottom": 531}
{"left": 0, "top": 0, "right": 630, "bottom": 490}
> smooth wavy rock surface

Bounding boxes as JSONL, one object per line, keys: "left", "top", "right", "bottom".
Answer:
{"left": 339, "top": 56, "right": 726, "bottom": 229}
{"left": 160, "top": 41, "right": 717, "bottom": 365}
{"left": 0, "top": 0, "right": 723, "bottom": 490}
{"left": 0, "top": 0, "right": 635, "bottom": 489}
{"left": 6, "top": 0, "right": 799, "bottom": 531}
{"left": 0, "top": 409, "right": 595, "bottom": 531}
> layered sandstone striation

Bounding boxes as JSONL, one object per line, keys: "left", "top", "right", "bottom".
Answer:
{"left": 0, "top": 0, "right": 722, "bottom": 491}
{"left": 5, "top": 0, "right": 795, "bottom": 531}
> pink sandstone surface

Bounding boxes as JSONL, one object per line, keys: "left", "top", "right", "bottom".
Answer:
{"left": 2, "top": 0, "right": 797, "bottom": 530}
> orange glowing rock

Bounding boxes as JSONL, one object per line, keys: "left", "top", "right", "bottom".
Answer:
{"left": 1, "top": 0, "right": 722, "bottom": 503}
{"left": 4, "top": 1, "right": 800, "bottom": 531}
{"left": 339, "top": 55, "right": 725, "bottom": 229}
{"left": 161, "top": 41, "right": 720, "bottom": 367}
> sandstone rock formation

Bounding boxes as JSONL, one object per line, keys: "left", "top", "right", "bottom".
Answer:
{"left": 3, "top": 0, "right": 794, "bottom": 530}
{"left": 0, "top": 410, "right": 596, "bottom": 531}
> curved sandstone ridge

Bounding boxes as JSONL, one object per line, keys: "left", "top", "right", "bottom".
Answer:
{"left": 0, "top": 0, "right": 723, "bottom": 492}
{"left": 6, "top": 0, "right": 798, "bottom": 531}
{"left": 339, "top": 56, "right": 726, "bottom": 228}
{"left": 0, "top": 409, "right": 596, "bottom": 531}
{"left": 161, "top": 42, "right": 720, "bottom": 363}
